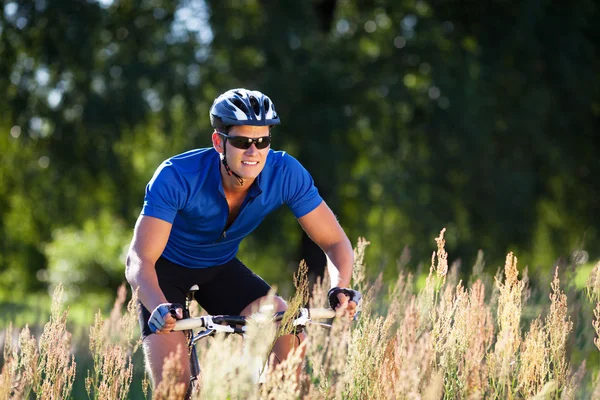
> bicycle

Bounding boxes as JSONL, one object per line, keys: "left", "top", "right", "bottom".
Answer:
{"left": 170, "top": 285, "right": 340, "bottom": 399}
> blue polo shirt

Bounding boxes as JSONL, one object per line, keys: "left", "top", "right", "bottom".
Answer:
{"left": 141, "top": 148, "right": 323, "bottom": 268}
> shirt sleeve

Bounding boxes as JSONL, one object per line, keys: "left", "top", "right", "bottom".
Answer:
{"left": 282, "top": 153, "right": 323, "bottom": 218}
{"left": 141, "top": 161, "right": 188, "bottom": 223}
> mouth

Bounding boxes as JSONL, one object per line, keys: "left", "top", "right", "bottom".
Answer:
{"left": 241, "top": 161, "right": 259, "bottom": 166}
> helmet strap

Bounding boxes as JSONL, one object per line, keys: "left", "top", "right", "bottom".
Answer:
{"left": 221, "top": 141, "right": 244, "bottom": 186}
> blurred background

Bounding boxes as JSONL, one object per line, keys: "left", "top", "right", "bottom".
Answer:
{"left": 1, "top": 0, "right": 599, "bottom": 319}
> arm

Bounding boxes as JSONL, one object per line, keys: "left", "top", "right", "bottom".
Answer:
{"left": 297, "top": 201, "right": 354, "bottom": 289}
{"left": 298, "top": 201, "right": 358, "bottom": 318}
{"left": 125, "top": 215, "right": 180, "bottom": 332}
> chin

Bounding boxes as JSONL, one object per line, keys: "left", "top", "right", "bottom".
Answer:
{"left": 241, "top": 173, "right": 260, "bottom": 180}
{"left": 237, "top": 167, "right": 264, "bottom": 180}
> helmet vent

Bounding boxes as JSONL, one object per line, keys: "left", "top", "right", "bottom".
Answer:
{"left": 263, "top": 99, "right": 271, "bottom": 113}
{"left": 249, "top": 96, "right": 260, "bottom": 116}
{"left": 231, "top": 98, "right": 249, "bottom": 114}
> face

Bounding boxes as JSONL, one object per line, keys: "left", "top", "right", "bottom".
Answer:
{"left": 212, "top": 125, "right": 271, "bottom": 181}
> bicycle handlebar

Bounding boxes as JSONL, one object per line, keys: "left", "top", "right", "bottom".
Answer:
{"left": 172, "top": 307, "right": 336, "bottom": 332}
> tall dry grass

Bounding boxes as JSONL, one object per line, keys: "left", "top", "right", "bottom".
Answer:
{"left": 1, "top": 230, "right": 600, "bottom": 399}
{"left": 0, "top": 284, "right": 138, "bottom": 400}
{"left": 85, "top": 283, "right": 140, "bottom": 399}
{"left": 0, "top": 284, "right": 76, "bottom": 399}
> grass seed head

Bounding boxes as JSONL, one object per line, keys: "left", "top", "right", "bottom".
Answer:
{"left": 491, "top": 252, "right": 525, "bottom": 388}
{"left": 546, "top": 267, "right": 573, "bottom": 388}
{"left": 35, "top": 284, "right": 76, "bottom": 399}
{"left": 586, "top": 261, "right": 600, "bottom": 301}
{"left": 594, "top": 301, "right": 600, "bottom": 351}
{"left": 154, "top": 345, "right": 187, "bottom": 400}
{"left": 352, "top": 237, "right": 370, "bottom": 292}
{"left": 433, "top": 228, "right": 449, "bottom": 279}
{"left": 518, "top": 318, "right": 548, "bottom": 397}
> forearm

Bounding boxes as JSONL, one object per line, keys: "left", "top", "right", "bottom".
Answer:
{"left": 125, "top": 253, "right": 168, "bottom": 311}
{"left": 325, "top": 239, "right": 354, "bottom": 288}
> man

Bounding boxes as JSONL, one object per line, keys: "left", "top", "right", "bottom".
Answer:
{"left": 125, "top": 88, "right": 360, "bottom": 389}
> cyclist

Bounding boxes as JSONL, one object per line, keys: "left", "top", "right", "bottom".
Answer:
{"left": 125, "top": 88, "right": 361, "bottom": 389}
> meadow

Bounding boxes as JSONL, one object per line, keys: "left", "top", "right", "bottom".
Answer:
{"left": 1, "top": 230, "right": 600, "bottom": 399}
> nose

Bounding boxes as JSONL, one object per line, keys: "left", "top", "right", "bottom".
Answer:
{"left": 244, "top": 143, "right": 259, "bottom": 154}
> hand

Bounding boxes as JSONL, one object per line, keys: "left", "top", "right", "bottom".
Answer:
{"left": 149, "top": 303, "right": 183, "bottom": 334}
{"left": 327, "top": 288, "right": 362, "bottom": 320}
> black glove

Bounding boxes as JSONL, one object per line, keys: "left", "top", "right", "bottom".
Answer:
{"left": 327, "top": 287, "right": 362, "bottom": 310}
{"left": 148, "top": 303, "right": 184, "bottom": 333}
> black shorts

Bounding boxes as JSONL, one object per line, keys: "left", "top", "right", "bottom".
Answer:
{"left": 138, "top": 257, "right": 272, "bottom": 339}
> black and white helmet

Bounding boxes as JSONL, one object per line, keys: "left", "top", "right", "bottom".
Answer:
{"left": 209, "top": 88, "right": 280, "bottom": 131}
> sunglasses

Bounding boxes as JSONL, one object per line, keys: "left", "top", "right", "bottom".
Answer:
{"left": 218, "top": 132, "right": 272, "bottom": 150}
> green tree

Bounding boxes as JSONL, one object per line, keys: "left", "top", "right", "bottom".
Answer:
{"left": 1, "top": 0, "right": 598, "bottom": 302}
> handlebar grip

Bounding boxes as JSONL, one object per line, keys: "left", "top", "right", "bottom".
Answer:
{"left": 172, "top": 317, "right": 207, "bottom": 331}
{"left": 308, "top": 308, "right": 336, "bottom": 320}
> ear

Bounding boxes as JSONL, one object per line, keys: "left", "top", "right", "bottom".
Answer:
{"left": 212, "top": 131, "right": 224, "bottom": 154}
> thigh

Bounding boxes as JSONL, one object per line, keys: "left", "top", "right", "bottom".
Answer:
{"left": 194, "top": 258, "right": 272, "bottom": 316}
{"left": 138, "top": 257, "right": 221, "bottom": 338}
{"left": 143, "top": 331, "right": 190, "bottom": 387}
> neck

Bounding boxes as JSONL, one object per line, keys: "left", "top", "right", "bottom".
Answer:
{"left": 220, "top": 163, "right": 254, "bottom": 193}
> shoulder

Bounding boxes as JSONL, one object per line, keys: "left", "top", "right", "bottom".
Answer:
{"left": 263, "top": 150, "right": 317, "bottom": 191}
{"left": 266, "top": 149, "right": 305, "bottom": 173}
{"left": 163, "top": 148, "right": 218, "bottom": 175}
{"left": 265, "top": 150, "right": 321, "bottom": 216}
{"left": 149, "top": 148, "right": 217, "bottom": 190}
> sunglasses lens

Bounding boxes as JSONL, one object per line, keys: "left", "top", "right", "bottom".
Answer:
{"left": 229, "top": 137, "right": 252, "bottom": 149}
{"left": 227, "top": 136, "right": 271, "bottom": 149}
{"left": 255, "top": 137, "right": 271, "bottom": 149}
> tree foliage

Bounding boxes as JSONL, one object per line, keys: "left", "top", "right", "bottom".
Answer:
{"left": 0, "top": 0, "right": 598, "bottom": 299}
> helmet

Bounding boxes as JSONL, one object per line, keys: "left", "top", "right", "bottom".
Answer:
{"left": 209, "top": 88, "right": 280, "bottom": 131}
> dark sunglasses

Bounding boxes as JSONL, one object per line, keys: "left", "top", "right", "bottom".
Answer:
{"left": 218, "top": 132, "right": 272, "bottom": 149}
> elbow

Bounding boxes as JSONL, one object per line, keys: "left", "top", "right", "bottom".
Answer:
{"left": 124, "top": 253, "right": 138, "bottom": 285}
